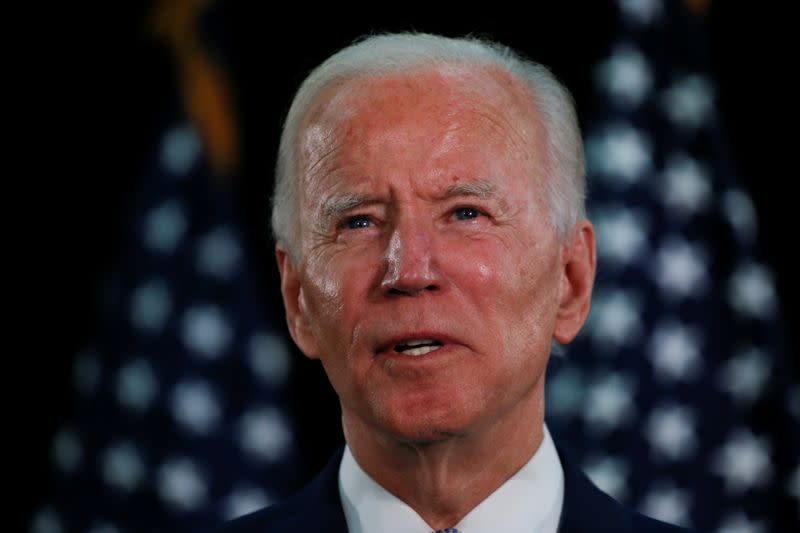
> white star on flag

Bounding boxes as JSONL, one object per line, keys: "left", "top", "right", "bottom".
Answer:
{"left": 583, "top": 455, "right": 630, "bottom": 501}
{"left": 593, "top": 206, "right": 649, "bottom": 268}
{"left": 648, "top": 320, "right": 703, "bottom": 382}
{"left": 102, "top": 441, "right": 146, "bottom": 493}
{"left": 51, "top": 427, "right": 82, "bottom": 474}
{"left": 712, "top": 429, "right": 772, "bottom": 494}
{"left": 116, "top": 358, "right": 159, "bottom": 412}
{"left": 645, "top": 404, "right": 697, "bottom": 460}
{"left": 661, "top": 153, "right": 711, "bottom": 217}
{"left": 718, "top": 347, "right": 771, "bottom": 405}
{"left": 196, "top": 226, "right": 242, "bottom": 280}
{"left": 170, "top": 380, "right": 222, "bottom": 435}
{"left": 143, "top": 200, "right": 187, "bottom": 254}
{"left": 661, "top": 75, "right": 714, "bottom": 130}
{"left": 639, "top": 484, "right": 692, "bottom": 526}
{"left": 721, "top": 189, "right": 758, "bottom": 242}
{"left": 130, "top": 279, "right": 172, "bottom": 332}
{"left": 617, "top": 0, "right": 663, "bottom": 25}
{"left": 546, "top": 365, "right": 585, "bottom": 419}
{"left": 586, "top": 123, "right": 653, "bottom": 184}
{"left": 182, "top": 304, "right": 233, "bottom": 358}
{"left": 595, "top": 44, "right": 653, "bottom": 107}
{"left": 728, "top": 262, "right": 777, "bottom": 319}
{"left": 651, "top": 237, "right": 708, "bottom": 299}
{"left": 161, "top": 125, "right": 201, "bottom": 176}
{"left": 223, "top": 485, "right": 273, "bottom": 521}
{"left": 583, "top": 372, "right": 636, "bottom": 432}
{"left": 588, "top": 289, "right": 643, "bottom": 351}
{"left": 157, "top": 457, "right": 208, "bottom": 511}
{"left": 238, "top": 407, "right": 293, "bottom": 463}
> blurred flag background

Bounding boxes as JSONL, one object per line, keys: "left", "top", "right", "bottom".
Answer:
{"left": 27, "top": 0, "right": 798, "bottom": 532}
{"left": 27, "top": 2, "right": 303, "bottom": 532}
{"left": 544, "top": 1, "right": 799, "bottom": 531}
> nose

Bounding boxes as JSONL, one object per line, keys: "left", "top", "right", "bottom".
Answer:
{"left": 380, "top": 219, "right": 443, "bottom": 296}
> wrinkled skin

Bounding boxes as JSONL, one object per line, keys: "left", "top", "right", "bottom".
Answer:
{"left": 277, "top": 65, "right": 595, "bottom": 527}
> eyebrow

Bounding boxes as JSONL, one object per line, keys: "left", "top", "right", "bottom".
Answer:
{"left": 445, "top": 179, "right": 512, "bottom": 215}
{"left": 443, "top": 179, "right": 499, "bottom": 200}
{"left": 321, "top": 193, "right": 377, "bottom": 225}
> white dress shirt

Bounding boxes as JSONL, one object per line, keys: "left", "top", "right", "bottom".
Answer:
{"left": 339, "top": 425, "right": 564, "bottom": 533}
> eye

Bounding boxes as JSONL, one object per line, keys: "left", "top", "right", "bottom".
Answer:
{"left": 452, "top": 207, "right": 482, "bottom": 220}
{"left": 343, "top": 215, "right": 373, "bottom": 229}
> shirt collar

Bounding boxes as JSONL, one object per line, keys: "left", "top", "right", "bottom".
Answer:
{"left": 339, "top": 425, "right": 564, "bottom": 533}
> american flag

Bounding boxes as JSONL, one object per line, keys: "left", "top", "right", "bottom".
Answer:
{"left": 545, "top": 1, "right": 799, "bottom": 531}
{"left": 29, "top": 13, "right": 301, "bottom": 531}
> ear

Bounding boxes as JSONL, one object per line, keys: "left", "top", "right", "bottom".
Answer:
{"left": 553, "top": 220, "right": 596, "bottom": 345}
{"left": 275, "top": 245, "right": 321, "bottom": 359}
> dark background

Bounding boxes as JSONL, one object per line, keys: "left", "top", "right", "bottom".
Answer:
{"left": 25, "top": 0, "right": 797, "bottom": 526}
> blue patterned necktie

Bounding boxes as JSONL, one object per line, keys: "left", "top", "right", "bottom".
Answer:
{"left": 434, "top": 529, "right": 460, "bottom": 533}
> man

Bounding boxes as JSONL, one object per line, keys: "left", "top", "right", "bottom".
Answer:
{"left": 220, "top": 33, "right": 691, "bottom": 532}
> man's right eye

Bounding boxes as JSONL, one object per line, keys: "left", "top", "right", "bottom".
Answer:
{"left": 344, "top": 216, "right": 372, "bottom": 229}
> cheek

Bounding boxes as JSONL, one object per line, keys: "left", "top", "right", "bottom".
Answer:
{"left": 448, "top": 244, "right": 500, "bottom": 306}
{"left": 302, "top": 253, "right": 378, "bottom": 349}
{"left": 300, "top": 258, "right": 348, "bottom": 345}
{"left": 458, "top": 237, "right": 552, "bottom": 301}
{"left": 472, "top": 238, "right": 560, "bottom": 345}
{"left": 305, "top": 274, "right": 343, "bottom": 320}
{"left": 448, "top": 242, "right": 526, "bottom": 343}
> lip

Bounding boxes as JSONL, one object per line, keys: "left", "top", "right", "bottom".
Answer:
{"left": 374, "top": 331, "right": 461, "bottom": 357}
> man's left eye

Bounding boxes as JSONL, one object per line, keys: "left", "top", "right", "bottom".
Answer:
{"left": 453, "top": 207, "right": 481, "bottom": 220}
{"left": 344, "top": 215, "right": 373, "bottom": 229}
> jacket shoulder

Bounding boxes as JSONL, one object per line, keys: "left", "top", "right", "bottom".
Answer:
{"left": 555, "top": 438, "right": 695, "bottom": 533}
{"left": 630, "top": 511, "right": 694, "bottom": 532}
{"left": 214, "top": 449, "right": 348, "bottom": 533}
{"left": 213, "top": 496, "right": 315, "bottom": 532}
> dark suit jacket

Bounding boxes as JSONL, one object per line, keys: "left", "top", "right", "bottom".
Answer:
{"left": 217, "top": 446, "right": 692, "bottom": 532}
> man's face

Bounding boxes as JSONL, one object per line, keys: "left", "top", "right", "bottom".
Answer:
{"left": 279, "top": 67, "right": 592, "bottom": 444}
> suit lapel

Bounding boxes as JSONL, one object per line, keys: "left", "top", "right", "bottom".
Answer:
{"left": 293, "top": 447, "right": 349, "bottom": 532}
{"left": 555, "top": 443, "right": 634, "bottom": 533}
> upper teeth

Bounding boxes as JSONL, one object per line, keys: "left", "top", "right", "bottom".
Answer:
{"left": 395, "top": 339, "right": 442, "bottom": 356}
{"left": 401, "top": 345, "right": 441, "bottom": 356}
{"left": 403, "top": 339, "right": 437, "bottom": 347}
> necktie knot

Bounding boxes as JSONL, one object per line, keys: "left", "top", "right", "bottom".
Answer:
{"left": 434, "top": 529, "right": 460, "bottom": 533}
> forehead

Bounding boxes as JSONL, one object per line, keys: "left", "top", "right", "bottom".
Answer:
{"left": 300, "top": 65, "right": 543, "bottom": 169}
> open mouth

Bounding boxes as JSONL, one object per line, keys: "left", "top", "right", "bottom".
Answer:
{"left": 393, "top": 338, "right": 444, "bottom": 356}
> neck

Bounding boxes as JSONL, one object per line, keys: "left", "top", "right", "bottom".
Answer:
{"left": 342, "top": 386, "right": 545, "bottom": 530}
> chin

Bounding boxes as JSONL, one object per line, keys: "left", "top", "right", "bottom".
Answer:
{"left": 402, "top": 429, "right": 464, "bottom": 447}
{"left": 384, "top": 420, "right": 467, "bottom": 447}
{"left": 377, "top": 398, "right": 475, "bottom": 445}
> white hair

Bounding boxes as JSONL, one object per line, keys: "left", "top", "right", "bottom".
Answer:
{"left": 272, "top": 32, "right": 586, "bottom": 256}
